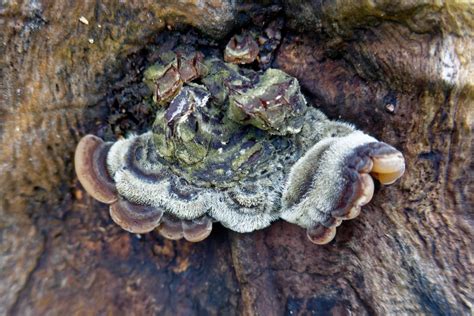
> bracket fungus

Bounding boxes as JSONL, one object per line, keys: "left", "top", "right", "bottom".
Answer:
{"left": 224, "top": 19, "right": 283, "bottom": 69}
{"left": 75, "top": 37, "right": 405, "bottom": 245}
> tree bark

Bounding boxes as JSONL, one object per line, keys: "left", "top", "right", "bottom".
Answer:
{"left": 0, "top": 1, "right": 472, "bottom": 315}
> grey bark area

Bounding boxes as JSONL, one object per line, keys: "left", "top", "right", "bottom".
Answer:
{"left": 0, "top": 1, "right": 472, "bottom": 315}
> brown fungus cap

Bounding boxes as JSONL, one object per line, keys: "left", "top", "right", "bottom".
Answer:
{"left": 109, "top": 198, "right": 164, "bottom": 234}
{"left": 158, "top": 214, "right": 213, "bottom": 242}
{"left": 307, "top": 224, "right": 337, "bottom": 245}
{"left": 74, "top": 135, "right": 117, "bottom": 204}
{"left": 224, "top": 34, "right": 259, "bottom": 64}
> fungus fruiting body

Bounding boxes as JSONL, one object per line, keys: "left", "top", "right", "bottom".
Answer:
{"left": 75, "top": 35, "right": 405, "bottom": 244}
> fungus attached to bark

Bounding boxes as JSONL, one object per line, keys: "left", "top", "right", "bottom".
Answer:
{"left": 75, "top": 36, "right": 405, "bottom": 245}
{"left": 109, "top": 198, "right": 164, "bottom": 234}
{"left": 74, "top": 135, "right": 117, "bottom": 204}
{"left": 157, "top": 214, "right": 213, "bottom": 242}
{"left": 224, "top": 34, "right": 259, "bottom": 64}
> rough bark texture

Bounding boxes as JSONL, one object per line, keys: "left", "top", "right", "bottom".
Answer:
{"left": 0, "top": 1, "right": 472, "bottom": 315}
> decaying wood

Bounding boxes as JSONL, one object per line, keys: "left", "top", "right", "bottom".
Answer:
{"left": 0, "top": 1, "right": 472, "bottom": 315}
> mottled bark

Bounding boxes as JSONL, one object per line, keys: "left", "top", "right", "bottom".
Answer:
{"left": 0, "top": 1, "right": 472, "bottom": 315}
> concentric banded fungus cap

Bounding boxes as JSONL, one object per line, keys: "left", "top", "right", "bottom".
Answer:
{"left": 74, "top": 135, "right": 117, "bottom": 204}
{"left": 109, "top": 198, "right": 164, "bottom": 234}
{"left": 307, "top": 224, "right": 337, "bottom": 245}
{"left": 371, "top": 152, "right": 405, "bottom": 184}
{"left": 158, "top": 215, "right": 213, "bottom": 242}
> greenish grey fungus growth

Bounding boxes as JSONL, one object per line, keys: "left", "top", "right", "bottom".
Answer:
{"left": 75, "top": 38, "right": 406, "bottom": 244}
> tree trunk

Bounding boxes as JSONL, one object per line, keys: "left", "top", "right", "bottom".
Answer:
{"left": 1, "top": 1, "right": 472, "bottom": 315}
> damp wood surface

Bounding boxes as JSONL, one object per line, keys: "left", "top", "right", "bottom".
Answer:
{"left": 0, "top": 1, "right": 473, "bottom": 315}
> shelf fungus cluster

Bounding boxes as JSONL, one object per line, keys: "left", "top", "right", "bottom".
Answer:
{"left": 75, "top": 40, "right": 405, "bottom": 244}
